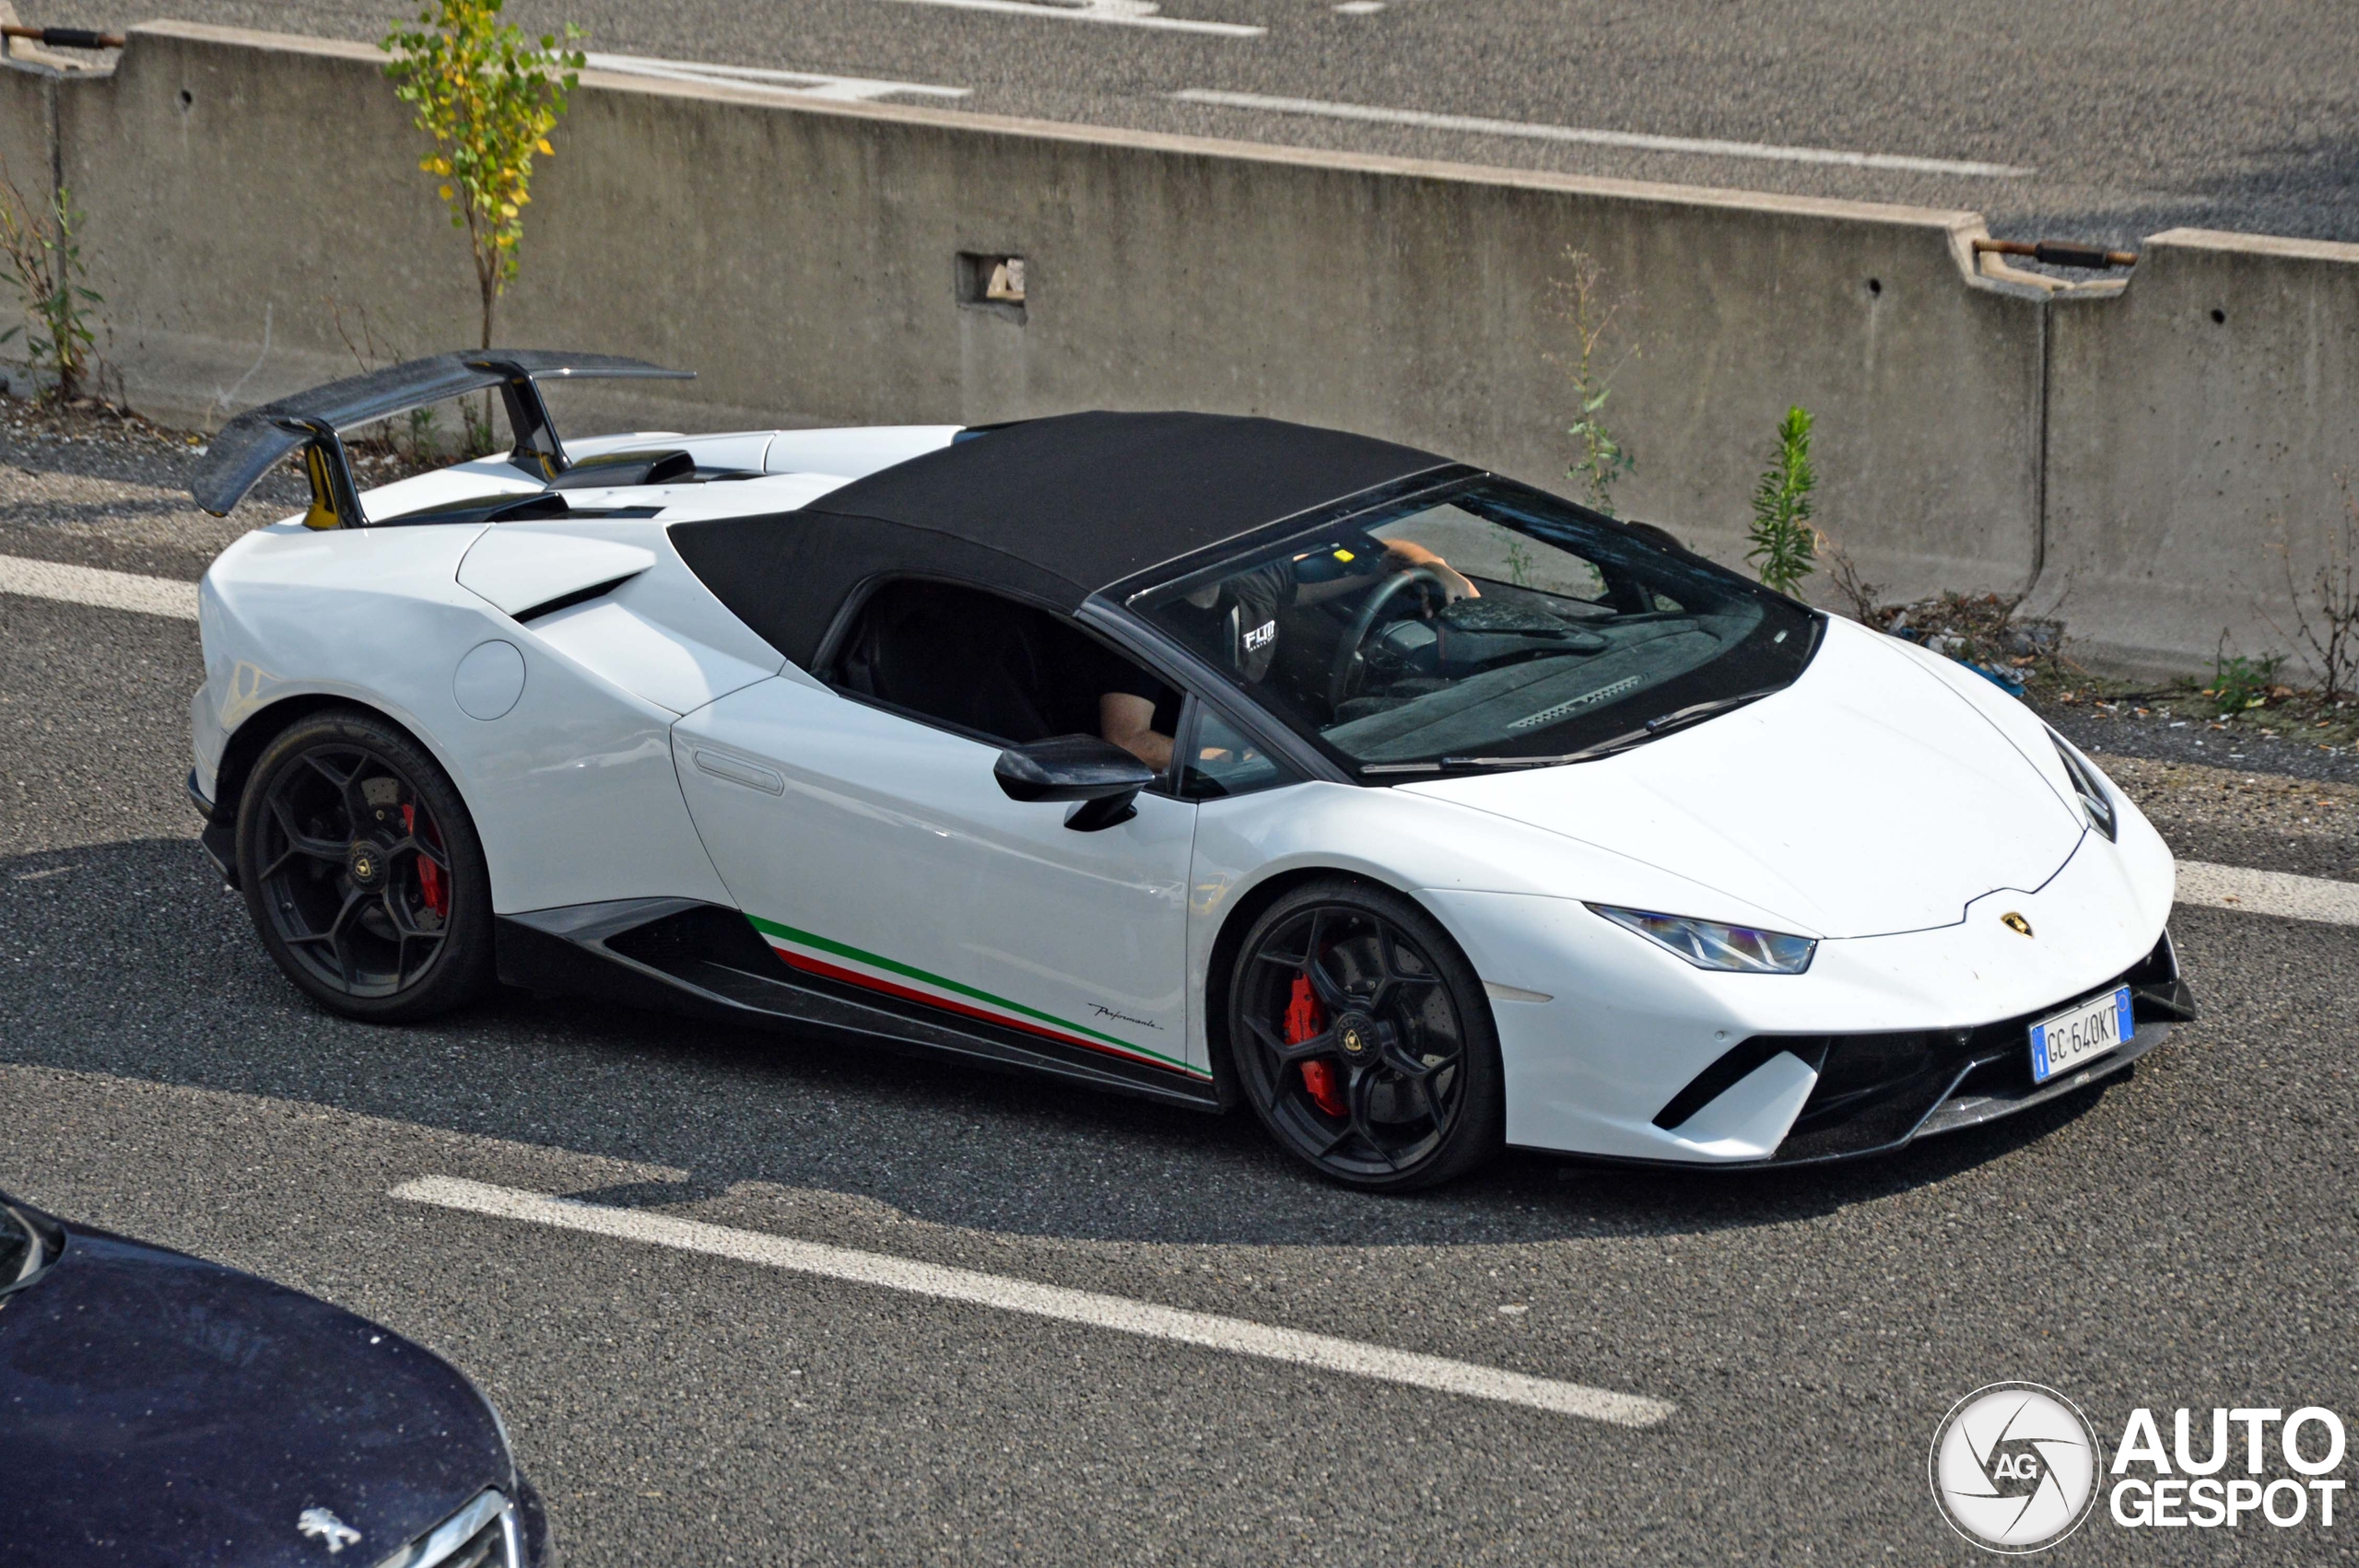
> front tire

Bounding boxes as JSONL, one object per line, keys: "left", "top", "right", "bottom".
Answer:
{"left": 1227, "top": 878, "right": 1504, "bottom": 1191}
{"left": 234, "top": 708, "right": 495, "bottom": 1022}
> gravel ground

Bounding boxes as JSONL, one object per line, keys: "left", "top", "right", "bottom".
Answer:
{"left": 0, "top": 402, "right": 294, "bottom": 580}
{"left": 2095, "top": 755, "right": 2359, "bottom": 883}
{"left": 2041, "top": 698, "right": 2359, "bottom": 790}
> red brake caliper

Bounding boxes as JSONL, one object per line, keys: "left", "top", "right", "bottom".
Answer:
{"left": 1287, "top": 973, "right": 1347, "bottom": 1117}
{"left": 401, "top": 803, "right": 449, "bottom": 918}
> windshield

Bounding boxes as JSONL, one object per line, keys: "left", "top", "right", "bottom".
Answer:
{"left": 1128, "top": 477, "right": 1819, "bottom": 773}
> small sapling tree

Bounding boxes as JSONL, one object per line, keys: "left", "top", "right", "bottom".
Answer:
{"left": 1748, "top": 405, "right": 1818, "bottom": 596}
{"left": 382, "top": 0, "right": 583, "bottom": 360}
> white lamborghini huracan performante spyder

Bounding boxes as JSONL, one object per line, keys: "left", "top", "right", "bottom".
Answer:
{"left": 185, "top": 352, "right": 2192, "bottom": 1189}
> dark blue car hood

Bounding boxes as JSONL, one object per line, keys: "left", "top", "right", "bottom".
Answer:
{"left": 0, "top": 1222, "right": 512, "bottom": 1567}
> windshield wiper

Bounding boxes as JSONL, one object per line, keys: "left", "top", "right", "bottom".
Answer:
{"left": 1637, "top": 686, "right": 1783, "bottom": 733}
{"left": 1358, "top": 686, "right": 1783, "bottom": 775}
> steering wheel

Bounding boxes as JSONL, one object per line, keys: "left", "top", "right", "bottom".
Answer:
{"left": 1328, "top": 565, "right": 1451, "bottom": 712}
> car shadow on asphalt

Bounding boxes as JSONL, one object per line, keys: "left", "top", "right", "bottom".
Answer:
{"left": 1, "top": 838, "right": 2145, "bottom": 1250}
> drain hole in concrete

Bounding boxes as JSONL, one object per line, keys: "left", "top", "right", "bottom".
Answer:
{"left": 1867, "top": 277, "right": 1882, "bottom": 297}
{"left": 958, "top": 253, "right": 1027, "bottom": 320}
{"left": 2210, "top": 308, "right": 2226, "bottom": 324}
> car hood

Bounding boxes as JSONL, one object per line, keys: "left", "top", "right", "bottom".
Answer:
{"left": 1402, "top": 620, "right": 2087, "bottom": 938}
{"left": 0, "top": 1223, "right": 511, "bottom": 1568}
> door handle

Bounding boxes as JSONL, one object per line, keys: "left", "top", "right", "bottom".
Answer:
{"left": 692, "top": 748, "right": 785, "bottom": 796}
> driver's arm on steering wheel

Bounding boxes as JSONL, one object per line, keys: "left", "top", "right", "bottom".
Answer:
{"left": 1289, "top": 540, "right": 1481, "bottom": 607}
{"left": 1377, "top": 539, "right": 1481, "bottom": 602}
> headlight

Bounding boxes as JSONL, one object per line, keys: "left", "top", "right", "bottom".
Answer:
{"left": 370, "top": 1490, "right": 516, "bottom": 1568}
{"left": 1585, "top": 905, "right": 1816, "bottom": 974}
{"left": 2048, "top": 730, "right": 2117, "bottom": 840}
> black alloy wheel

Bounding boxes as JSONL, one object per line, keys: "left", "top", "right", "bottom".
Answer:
{"left": 235, "top": 708, "right": 495, "bottom": 1022}
{"left": 1228, "top": 878, "right": 1504, "bottom": 1190}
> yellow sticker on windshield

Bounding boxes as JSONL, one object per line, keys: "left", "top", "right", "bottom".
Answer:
{"left": 1332, "top": 548, "right": 1356, "bottom": 562}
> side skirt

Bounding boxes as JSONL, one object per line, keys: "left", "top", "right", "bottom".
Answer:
{"left": 495, "top": 898, "right": 1223, "bottom": 1114}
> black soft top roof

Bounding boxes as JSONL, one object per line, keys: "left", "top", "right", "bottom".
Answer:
{"left": 670, "top": 411, "right": 1455, "bottom": 666}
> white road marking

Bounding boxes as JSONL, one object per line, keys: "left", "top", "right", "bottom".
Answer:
{"left": 393, "top": 1175, "right": 1674, "bottom": 1425}
{"left": 584, "top": 53, "right": 968, "bottom": 104}
{"left": 2176, "top": 860, "right": 2359, "bottom": 928}
{"left": 0, "top": 554, "right": 197, "bottom": 619}
{"left": 875, "top": 0, "right": 1263, "bottom": 38}
{"left": 1170, "top": 89, "right": 2037, "bottom": 178}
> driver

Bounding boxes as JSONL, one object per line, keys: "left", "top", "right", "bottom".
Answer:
{"left": 1098, "top": 539, "right": 1478, "bottom": 768}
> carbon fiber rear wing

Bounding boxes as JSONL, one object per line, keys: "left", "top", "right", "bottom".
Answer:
{"left": 189, "top": 350, "right": 694, "bottom": 528}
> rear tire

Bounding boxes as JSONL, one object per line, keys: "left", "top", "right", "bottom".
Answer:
{"left": 1227, "top": 878, "right": 1504, "bottom": 1191}
{"left": 234, "top": 708, "right": 495, "bottom": 1022}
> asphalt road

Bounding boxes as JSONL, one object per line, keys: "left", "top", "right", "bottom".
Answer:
{"left": 18, "top": 0, "right": 2358, "bottom": 248}
{"left": 5, "top": 511, "right": 2359, "bottom": 1562}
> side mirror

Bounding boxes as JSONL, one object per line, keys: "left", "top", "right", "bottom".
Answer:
{"left": 993, "top": 735, "right": 1157, "bottom": 832}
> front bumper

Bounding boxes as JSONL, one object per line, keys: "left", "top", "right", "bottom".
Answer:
{"left": 1432, "top": 828, "right": 2185, "bottom": 1164}
{"left": 186, "top": 767, "right": 239, "bottom": 888}
{"left": 1654, "top": 930, "right": 2195, "bottom": 1167}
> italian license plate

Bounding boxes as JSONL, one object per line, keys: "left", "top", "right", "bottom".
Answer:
{"left": 2029, "top": 987, "right": 2134, "bottom": 1083}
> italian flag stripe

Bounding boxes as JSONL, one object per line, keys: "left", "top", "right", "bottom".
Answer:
{"left": 745, "top": 914, "right": 1209, "bottom": 1080}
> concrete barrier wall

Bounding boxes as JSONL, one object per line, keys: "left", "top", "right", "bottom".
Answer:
{"left": 2039, "top": 228, "right": 2359, "bottom": 675}
{"left": 5, "top": 23, "right": 2354, "bottom": 676}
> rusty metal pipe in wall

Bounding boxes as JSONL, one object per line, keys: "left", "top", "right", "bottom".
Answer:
{"left": 2, "top": 24, "right": 125, "bottom": 47}
{"left": 1973, "top": 238, "right": 2139, "bottom": 270}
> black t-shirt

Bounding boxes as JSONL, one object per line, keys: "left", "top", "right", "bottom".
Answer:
{"left": 1106, "top": 558, "right": 1307, "bottom": 735}
{"left": 1103, "top": 560, "right": 1297, "bottom": 735}
{"left": 1156, "top": 560, "right": 1297, "bottom": 682}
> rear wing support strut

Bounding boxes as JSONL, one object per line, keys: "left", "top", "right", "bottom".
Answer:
{"left": 286, "top": 418, "right": 366, "bottom": 532}
{"left": 499, "top": 370, "right": 566, "bottom": 484}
